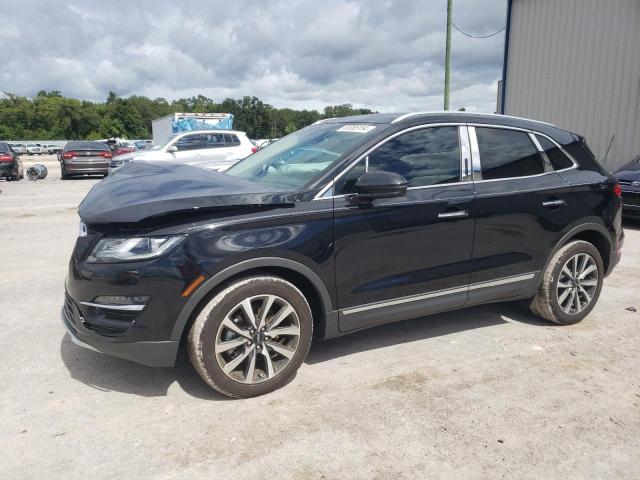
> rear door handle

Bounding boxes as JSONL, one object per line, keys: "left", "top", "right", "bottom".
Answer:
{"left": 542, "top": 199, "right": 566, "bottom": 208}
{"left": 438, "top": 210, "right": 468, "bottom": 219}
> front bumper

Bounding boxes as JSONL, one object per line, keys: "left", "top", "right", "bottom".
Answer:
{"left": 61, "top": 303, "right": 179, "bottom": 367}
{"left": 63, "top": 235, "right": 206, "bottom": 367}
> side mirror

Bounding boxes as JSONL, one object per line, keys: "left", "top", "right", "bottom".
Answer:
{"left": 167, "top": 145, "right": 178, "bottom": 153}
{"left": 352, "top": 171, "right": 408, "bottom": 203}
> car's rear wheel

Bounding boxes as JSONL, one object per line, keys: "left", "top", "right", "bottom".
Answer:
{"left": 530, "top": 240, "right": 604, "bottom": 325}
{"left": 187, "top": 276, "right": 313, "bottom": 397}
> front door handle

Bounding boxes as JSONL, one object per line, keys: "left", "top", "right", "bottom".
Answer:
{"left": 438, "top": 210, "right": 468, "bottom": 219}
{"left": 542, "top": 199, "right": 566, "bottom": 208}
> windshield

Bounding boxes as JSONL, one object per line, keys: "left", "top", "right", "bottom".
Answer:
{"left": 153, "top": 134, "right": 179, "bottom": 151}
{"left": 226, "top": 123, "right": 379, "bottom": 190}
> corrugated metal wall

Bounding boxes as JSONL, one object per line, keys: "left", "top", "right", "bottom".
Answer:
{"left": 504, "top": 0, "right": 640, "bottom": 171}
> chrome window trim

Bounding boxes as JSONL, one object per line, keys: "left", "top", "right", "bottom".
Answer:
{"left": 314, "top": 123, "right": 467, "bottom": 200}
{"left": 467, "top": 124, "right": 578, "bottom": 183}
{"left": 531, "top": 131, "right": 579, "bottom": 171}
{"left": 340, "top": 272, "right": 537, "bottom": 315}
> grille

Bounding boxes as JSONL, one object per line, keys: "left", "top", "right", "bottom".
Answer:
{"left": 622, "top": 192, "right": 640, "bottom": 207}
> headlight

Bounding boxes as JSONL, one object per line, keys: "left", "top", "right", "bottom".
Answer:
{"left": 87, "top": 235, "right": 186, "bottom": 263}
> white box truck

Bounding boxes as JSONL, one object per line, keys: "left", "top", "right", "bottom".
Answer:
{"left": 151, "top": 113, "right": 234, "bottom": 144}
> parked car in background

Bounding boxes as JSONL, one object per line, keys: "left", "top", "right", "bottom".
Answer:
{"left": 0, "top": 142, "right": 24, "bottom": 180}
{"left": 59, "top": 141, "right": 113, "bottom": 179}
{"left": 11, "top": 143, "right": 26, "bottom": 155}
{"left": 109, "top": 129, "right": 256, "bottom": 173}
{"left": 25, "top": 144, "right": 42, "bottom": 155}
{"left": 615, "top": 154, "right": 640, "bottom": 217}
{"left": 44, "top": 144, "right": 63, "bottom": 154}
{"left": 63, "top": 112, "right": 623, "bottom": 398}
{"left": 134, "top": 140, "right": 153, "bottom": 150}
{"left": 115, "top": 143, "right": 136, "bottom": 156}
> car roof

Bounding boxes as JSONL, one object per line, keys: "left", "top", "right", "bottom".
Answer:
{"left": 176, "top": 129, "right": 245, "bottom": 135}
{"left": 320, "top": 111, "right": 554, "bottom": 127}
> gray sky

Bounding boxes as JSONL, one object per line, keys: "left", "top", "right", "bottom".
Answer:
{"left": 0, "top": 0, "right": 507, "bottom": 112}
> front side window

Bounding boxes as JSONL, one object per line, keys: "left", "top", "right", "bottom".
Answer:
{"left": 476, "top": 128, "right": 544, "bottom": 180}
{"left": 174, "top": 134, "right": 203, "bottom": 151}
{"left": 367, "top": 127, "right": 461, "bottom": 187}
{"left": 335, "top": 127, "right": 461, "bottom": 194}
{"left": 536, "top": 135, "right": 574, "bottom": 170}
{"left": 226, "top": 123, "right": 379, "bottom": 190}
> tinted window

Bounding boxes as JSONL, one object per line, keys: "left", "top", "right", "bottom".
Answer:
{"left": 367, "top": 127, "right": 461, "bottom": 187}
{"left": 175, "top": 134, "right": 203, "bottom": 151}
{"left": 476, "top": 128, "right": 544, "bottom": 179}
{"left": 536, "top": 135, "right": 574, "bottom": 170}
{"left": 65, "top": 141, "right": 110, "bottom": 151}
{"left": 202, "top": 133, "right": 225, "bottom": 148}
{"left": 224, "top": 134, "right": 240, "bottom": 146}
{"left": 0, "top": 142, "right": 10, "bottom": 153}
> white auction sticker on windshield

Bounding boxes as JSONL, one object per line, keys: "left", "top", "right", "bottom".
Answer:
{"left": 337, "top": 124, "right": 376, "bottom": 133}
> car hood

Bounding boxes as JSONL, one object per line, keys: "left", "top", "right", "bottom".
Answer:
{"left": 114, "top": 150, "right": 158, "bottom": 162}
{"left": 79, "top": 161, "right": 291, "bottom": 224}
{"left": 615, "top": 159, "right": 640, "bottom": 181}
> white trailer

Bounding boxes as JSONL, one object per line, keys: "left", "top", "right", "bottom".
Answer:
{"left": 151, "top": 113, "right": 234, "bottom": 144}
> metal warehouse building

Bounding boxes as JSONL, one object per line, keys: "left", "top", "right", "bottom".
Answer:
{"left": 499, "top": 0, "right": 640, "bottom": 171}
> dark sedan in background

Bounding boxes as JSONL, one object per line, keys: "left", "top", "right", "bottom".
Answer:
{"left": 615, "top": 155, "right": 640, "bottom": 217}
{"left": 60, "top": 141, "right": 113, "bottom": 179}
{"left": 0, "top": 142, "right": 24, "bottom": 181}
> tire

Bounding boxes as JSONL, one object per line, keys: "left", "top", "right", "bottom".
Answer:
{"left": 61, "top": 166, "right": 69, "bottom": 180}
{"left": 530, "top": 240, "right": 604, "bottom": 325}
{"left": 188, "top": 276, "right": 313, "bottom": 398}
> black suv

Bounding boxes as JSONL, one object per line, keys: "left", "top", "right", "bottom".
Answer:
{"left": 63, "top": 112, "right": 623, "bottom": 397}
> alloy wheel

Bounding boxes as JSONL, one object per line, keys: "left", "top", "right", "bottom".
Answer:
{"left": 214, "top": 294, "right": 301, "bottom": 384}
{"left": 556, "top": 253, "right": 599, "bottom": 315}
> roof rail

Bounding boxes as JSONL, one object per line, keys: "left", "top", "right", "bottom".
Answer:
{"left": 391, "top": 111, "right": 556, "bottom": 127}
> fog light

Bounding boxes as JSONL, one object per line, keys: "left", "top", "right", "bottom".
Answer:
{"left": 93, "top": 295, "right": 150, "bottom": 305}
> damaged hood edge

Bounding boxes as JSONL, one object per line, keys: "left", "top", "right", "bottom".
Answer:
{"left": 78, "top": 161, "right": 294, "bottom": 224}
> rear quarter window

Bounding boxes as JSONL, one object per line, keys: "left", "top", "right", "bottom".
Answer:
{"left": 536, "top": 135, "right": 574, "bottom": 170}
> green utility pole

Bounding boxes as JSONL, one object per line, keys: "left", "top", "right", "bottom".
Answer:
{"left": 444, "top": 0, "right": 453, "bottom": 110}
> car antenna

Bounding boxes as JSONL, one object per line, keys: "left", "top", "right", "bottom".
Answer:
{"left": 601, "top": 135, "right": 615, "bottom": 167}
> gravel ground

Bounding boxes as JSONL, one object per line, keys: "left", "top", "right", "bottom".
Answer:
{"left": 1, "top": 169, "right": 639, "bottom": 480}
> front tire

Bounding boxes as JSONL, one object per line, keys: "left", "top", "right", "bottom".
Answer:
{"left": 530, "top": 240, "right": 604, "bottom": 325}
{"left": 188, "top": 276, "right": 313, "bottom": 397}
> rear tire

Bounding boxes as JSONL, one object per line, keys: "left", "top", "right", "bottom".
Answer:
{"left": 530, "top": 240, "right": 604, "bottom": 325}
{"left": 188, "top": 276, "right": 313, "bottom": 398}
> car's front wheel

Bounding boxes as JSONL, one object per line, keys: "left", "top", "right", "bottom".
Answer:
{"left": 530, "top": 240, "right": 604, "bottom": 325}
{"left": 188, "top": 276, "right": 313, "bottom": 397}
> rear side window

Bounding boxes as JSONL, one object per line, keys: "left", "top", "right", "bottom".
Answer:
{"left": 536, "top": 135, "right": 574, "bottom": 170}
{"left": 476, "top": 128, "right": 544, "bottom": 179}
{"left": 224, "top": 134, "right": 240, "bottom": 146}
{"left": 203, "top": 133, "right": 225, "bottom": 148}
{"left": 0, "top": 143, "right": 10, "bottom": 153}
{"left": 175, "top": 134, "right": 203, "bottom": 151}
{"left": 367, "top": 127, "right": 461, "bottom": 187}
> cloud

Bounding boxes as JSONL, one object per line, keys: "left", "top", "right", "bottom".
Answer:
{"left": 0, "top": 0, "right": 507, "bottom": 112}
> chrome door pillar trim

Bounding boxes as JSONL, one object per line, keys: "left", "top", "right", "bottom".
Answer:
{"left": 467, "top": 126, "right": 482, "bottom": 181}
